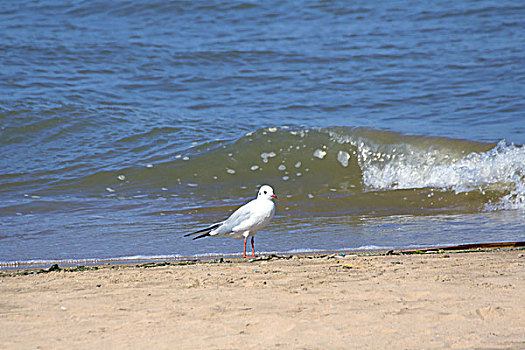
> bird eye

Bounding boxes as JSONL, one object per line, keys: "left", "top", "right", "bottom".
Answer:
{"left": 263, "top": 191, "right": 267, "bottom": 194}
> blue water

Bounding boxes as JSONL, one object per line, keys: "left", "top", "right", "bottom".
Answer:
{"left": 1, "top": 0, "right": 524, "bottom": 266}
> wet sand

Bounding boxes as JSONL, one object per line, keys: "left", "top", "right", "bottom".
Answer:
{"left": 1, "top": 248, "right": 524, "bottom": 349}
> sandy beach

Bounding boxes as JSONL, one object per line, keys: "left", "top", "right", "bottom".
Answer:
{"left": 1, "top": 247, "right": 524, "bottom": 349}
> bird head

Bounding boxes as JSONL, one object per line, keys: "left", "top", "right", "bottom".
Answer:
{"left": 258, "top": 185, "right": 277, "bottom": 201}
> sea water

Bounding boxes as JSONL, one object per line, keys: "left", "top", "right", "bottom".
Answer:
{"left": 1, "top": 0, "right": 524, "bottom": 266}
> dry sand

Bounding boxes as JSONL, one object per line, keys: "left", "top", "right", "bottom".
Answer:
{"left": 1, "top": 248, "right": 524, "bottom": 349}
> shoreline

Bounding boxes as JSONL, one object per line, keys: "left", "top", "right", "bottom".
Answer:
{"left": 1, "top": 246, "right": 524, "bottom": 349}
{"left": 2, "top": 240, "right": 523, "bottom": 272}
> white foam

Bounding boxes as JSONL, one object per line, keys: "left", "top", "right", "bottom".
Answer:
{"left": 337, "top": 150, "right": 350, "bottom": 167}
{"left": 260, "top": 151, "right": 277, "bottom": 163}
{"left": 313, "top": 149, "right": 326, "bottom": 159}
{"left": 360, "top": 140, "right": 525, "bottom": 210}
{"left": 485, "top": 174, "right": 525, "bottom": 210}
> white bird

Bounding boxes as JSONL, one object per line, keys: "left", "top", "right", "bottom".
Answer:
{"left": 185, "top": 185, "right": 277, "bottom": 258}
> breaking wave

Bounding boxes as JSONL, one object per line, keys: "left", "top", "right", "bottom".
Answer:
{"left": 3, "top": 127, "right": 524, "bottom": 217}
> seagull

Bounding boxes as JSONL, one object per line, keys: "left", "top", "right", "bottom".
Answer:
{"left": 185, "top": 185, "right": 277, "bottom": 258}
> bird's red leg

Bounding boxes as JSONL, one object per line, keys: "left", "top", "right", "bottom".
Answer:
{"left": 243, "top": 236, "right": 247, "bottom": 258}
{"left": 251, "top": 236, "right": 255, "bottom": 257}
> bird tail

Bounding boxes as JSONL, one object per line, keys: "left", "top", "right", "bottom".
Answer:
{"left": 184, "top": 223, "right": 221, "bottom": 240}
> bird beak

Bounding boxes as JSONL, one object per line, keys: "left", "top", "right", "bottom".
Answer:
{"left": 271, "top": 194, "right": 277, "bottom": 200}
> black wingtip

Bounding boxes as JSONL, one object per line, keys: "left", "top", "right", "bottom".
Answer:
{"left": 184, "top": 228, "right": 208, "bottom": 237}
{"left": 192, "top": 232, "right": 211, "bottom": 240}
{"left": 184, "top": 223, "right": 221, "bottom": 238}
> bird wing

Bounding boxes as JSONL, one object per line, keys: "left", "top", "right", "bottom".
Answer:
{"left": 184, "top": 200, "right": 255, "bottom": 238}
{"left": 212, "top": 200, "right": 256, "bottom": 236}
{"left": 186, "top": 197, "right": 274, "bottom": 239}
{"left": 231, "top": 200, "right": 275, "bottom": 233}
{"left": 184, "top": 222, "right": 223, "bottom": 238}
